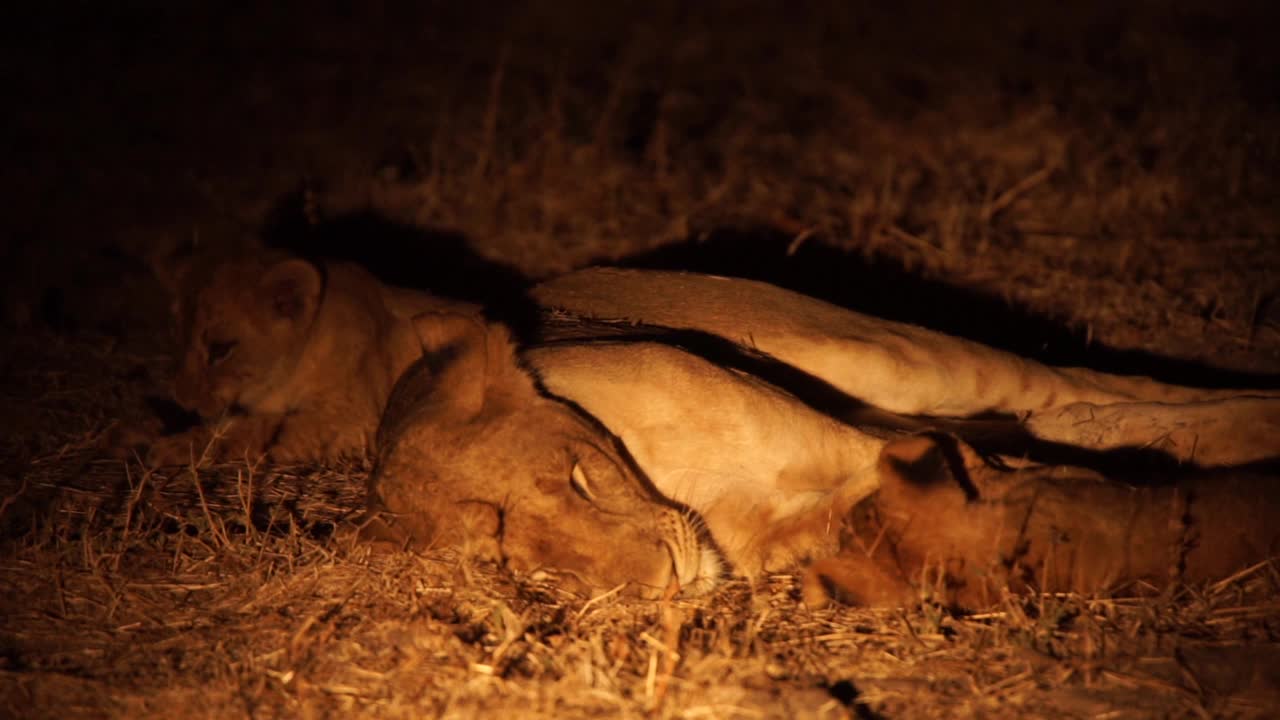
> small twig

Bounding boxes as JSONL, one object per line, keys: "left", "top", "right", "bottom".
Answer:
{"left": 115, "top": 463, "right": 150, "bottom": 571}
{"left": 884, "top": 224, "right": 942, "bottom": 261}
{"left": 575, "top": 582, "right": 628, "bottom": 622}
{"left": 0, "top": 474, "right": 29, "bottom": 523}
{"left": 981, "top": 165, "right": 1054, "bottom": 223}
{"left": 1208, "top": 558, "right": 1277, "bottom": 595}
{"left": 473, "top": 43, "right": 509, "bottom": 180}
{"left": 193, "top": 467, "right": 230, "bottom": 548}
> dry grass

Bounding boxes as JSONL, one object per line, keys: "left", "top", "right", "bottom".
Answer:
{"left": 5, "top": 439, "right": 1280, "bottom": 719}
{"left": 257, "top": 2, "right": 1280, "bottom": 375}
{"left": 5, "top": 2, "right": 1280, "bottom": 718}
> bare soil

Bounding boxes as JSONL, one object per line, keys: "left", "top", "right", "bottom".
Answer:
{"left": 3, "top": 2, "right": 1279, "bottom": 717}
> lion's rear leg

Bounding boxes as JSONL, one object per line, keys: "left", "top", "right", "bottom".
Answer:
{"left": 1026, "top": 396, "right": 1280, "bottom": 466}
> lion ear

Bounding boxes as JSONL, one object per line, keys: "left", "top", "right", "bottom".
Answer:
{"left": 877, "top": 433, "right": 979, "bottom": 501}
{"left": 260, "top": 259, "right": 323, "bottom": 323}
{"left": 878, "top": 435, "right": 949, "bottom": 486}
{"left": 411, "top": 311, "right": 487, "bottom": 354}
{"left": 411, "top": 312, "right": 491, "bottom": 416}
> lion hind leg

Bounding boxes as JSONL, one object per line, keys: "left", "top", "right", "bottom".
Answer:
{"left": 535, "top": 269, "right": 1277, "bottom": 419}
{"left": 1026, "top": 396, "right": 1280, "bottom": 466}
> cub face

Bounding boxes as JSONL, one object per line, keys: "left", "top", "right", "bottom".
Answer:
{"left": 167, "top": 254, "right": 323, "bottom": 418}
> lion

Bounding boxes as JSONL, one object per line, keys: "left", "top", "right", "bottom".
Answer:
{"left": 534, "top": 268, "right": 1280, "bottom": 467}
{"left": 140, "top": 256, "right": 1279, "bottom": 602}
{"left": 523, "top": 339, "right": 890, "bottom": 576}
{"left": 369, "top": 312, "right": 1280, "bottom": 602}
{"left": 517, "top": 268, "right": 1280, "bottom": 599}
{"left": 144, "top": 249, "right": 478, "bottom": 465}
{"left": 366, "top": 311, "right": 722, "bottom": 599}
{"left": 803, "top": 434, "right": 1280, "bottom": 609}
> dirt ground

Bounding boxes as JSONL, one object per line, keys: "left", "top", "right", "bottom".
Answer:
{"left": 3, "top": 2, "right": 1280, "bottom": 718}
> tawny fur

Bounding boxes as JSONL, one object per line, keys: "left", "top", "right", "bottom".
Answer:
{"left": 804, "top": 435, "right": 1280, "bottom": 609}
{"left": 535, "top": 268, "right": 1280, "bottom": 465}
{"left": 368, "top": 312, "right": 721, "bottom": 599}
{"left": 146, "top": 250, "right": 477, "bottom": 464}
{"left": 525, "top": 340, "right": 886, "bottom": 576}
{"left": 143, "top": 260, "right": 1279, "bottom": 601}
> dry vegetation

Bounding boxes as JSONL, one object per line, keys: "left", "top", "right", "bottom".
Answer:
{"left": 4, "top": 1, "right": 1280, "bottom": 718}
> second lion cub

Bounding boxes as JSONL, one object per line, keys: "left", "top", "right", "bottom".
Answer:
{"left": 146, "top": 250, "right": 478, "bottom": 464}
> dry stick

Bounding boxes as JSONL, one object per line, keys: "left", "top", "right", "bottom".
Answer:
{"left": 197, "top": 494, "right": 231, "bottom": 554}
{"left": 592, "top": 40, "right": 634, "bottom": 152}
{"left": 56, "top": 561, "right": 69, "bottom": 618}
{"left": 487, "top": 603, "right": 527, "bottom": 671}
{"left": 1208, "top": 558, "right": 1277, "bottom": 595}
{"left": 660, "top": 601, "right": 683, "bottom": 675}
{"left": 785, "top": 227, "right": 817, "bottom": 256}
{"left": 885, "top": 224, "right": 943, "bottom": 263}
{"left": 1266, "top": 560, "right": 1280, "bottom": 588}
{"left": 237, "top": 465, "right": 255, "bottom": 542}
{"left": 1173, "top": 648, "right": 1206, "bottom": 701}
{"left": 473, "top": 43, "right": 508, "bottom": 182}
{"left": 1103, "top": 669, "right": 1211, "bottom": 719}
{"left": 576, "top": 583, "right": 628, "bottom": 623}
{"left": 193, "top": 467, "right": 229, "bottom": 549}
{"left": 0, "top": 473, "right": 28, "bottom": 527}
{"left": 642, "top": 603, "right": 683, "bottom": 715}
{"left": 896, "top": 607, "right": 925, "bottom": 649}
{"left": 877, "top": 156, "right": 896, "bottom": 248}
{"left": 114, "top": 462, "right": 150, "bottom": 573}
{"left": 861, "top": 513, "right": 891, "bottom": 559}
{"left": 980, "top": 165, "right": 1053, "bottom": 224}
{"left": 188, "top": 423, "right": 235, "bottom": 548}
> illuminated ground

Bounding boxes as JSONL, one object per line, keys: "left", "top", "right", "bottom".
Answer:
{"left": 3, "top": 2, "right": 1279, "bottom": 717}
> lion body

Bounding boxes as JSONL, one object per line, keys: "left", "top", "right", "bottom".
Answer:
{"left": 148, "top": 251, "right": 476, "bottom": 464}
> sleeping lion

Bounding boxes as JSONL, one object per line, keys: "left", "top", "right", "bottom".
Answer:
{"left": 145, "top": 253, "right": 1280, "bottom": 603}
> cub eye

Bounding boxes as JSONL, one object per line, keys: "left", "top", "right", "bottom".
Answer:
{"left": 206, "top": 340, "right": 238, "bottom": 366}
{"left": 569, "top": 462, "right": 597, "bottom": 502}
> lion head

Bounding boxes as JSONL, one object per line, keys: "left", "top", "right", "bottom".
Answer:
{"left": 162, "top": 251, "right": 324, "bottom": 419}
{"left": 367, "top": 312, "right": 722, "bottom": 599}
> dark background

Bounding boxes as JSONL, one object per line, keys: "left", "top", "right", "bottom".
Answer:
{"left": 5, "top": 1, "right": 1280, "bottom": 372}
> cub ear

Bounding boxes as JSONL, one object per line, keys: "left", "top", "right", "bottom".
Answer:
{"left": 260, "top": 259, "right": 323, "bottom": 322}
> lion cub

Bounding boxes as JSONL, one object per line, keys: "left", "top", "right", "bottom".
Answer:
{"left": 145, "top": 250, "right": 478, "bottom": 465}
{"left": 804, "top": 435, "right": 1280, "bottom": 609}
